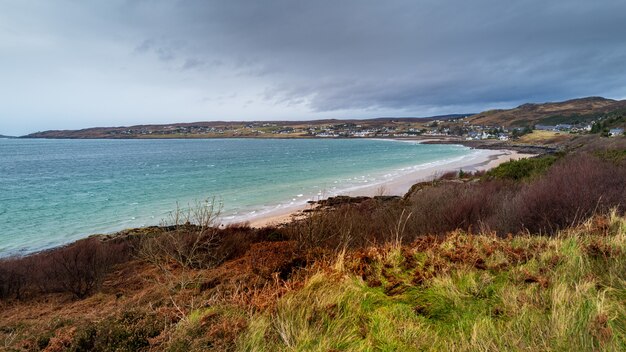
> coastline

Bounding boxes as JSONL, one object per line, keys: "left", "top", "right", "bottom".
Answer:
{"left": 247, "top": 148, "right": 535, "bottom": 227}
{"left": 0, "top": 138, "right": 535, "bottom": 257}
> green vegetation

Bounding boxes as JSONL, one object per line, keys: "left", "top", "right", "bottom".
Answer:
{"left": 539, "top": 113, "right": 603, "bottom": 126}
{"left": 596, "top": 149, "right": 626, "bottom": 164}
{"left": 238, "top": 213, "right": 626, "bottom": 351}
{"left": 511, "top": 126, "right": 533, "bottom": 138}
{"left": 70, "top": 311, "right": 161, "bottom": 352}
{"left": 485, "top": 154, "right": 559, "bottom": 181}
{"left": 591, "top": 109, "right": 626, "bottom": 134}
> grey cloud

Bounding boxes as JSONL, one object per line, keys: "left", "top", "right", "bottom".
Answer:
{"left": 156, "top": 47, "right": 175, "bottom": 61}
{"left": 1, "top": 0, "right": 626, "bottom": 135}
{"left": 181, "top": 58, "right": 204, "bottom": 70}
{"left": 129, "top": 0, "right": 626, "bottom": 110}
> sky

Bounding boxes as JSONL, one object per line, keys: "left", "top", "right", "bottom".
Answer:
{"left": 1, "top": 1, "right": 626, "bottom": 136}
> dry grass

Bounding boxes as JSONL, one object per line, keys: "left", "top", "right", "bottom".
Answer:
{"left": 238, "top": 212, "right": 626, "bottom": 351}
{"left": 517, "top": 130, "right": 574, "bottom": 144}
{"left": 0, "top": 212, "right": 624, "bottom": 351}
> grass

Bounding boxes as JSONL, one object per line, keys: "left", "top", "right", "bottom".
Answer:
{"left": 1, "top": 212, "right": 624, "bottom": 351}
{"left": 596, "top": 149, "right": 626, "bottom": 163}
{"left": 517, "top": 130, "right": 574, "bottom": 144}
{"left": 237, "top": 212, "right": 626, "bottom": 351}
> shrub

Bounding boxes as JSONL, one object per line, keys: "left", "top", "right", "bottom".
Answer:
{"left": 497, "top": 153, "right": 626, "bottom": 234}
{"left": 287, "top": 205, "right": 361, "bottom": 251}
{"left": 485, "top": 154, "right": 559, "bottom": 181}
{"left": 44, "top": 238, "right": 131, "bottom": 299}
{"left": 285, "top": 151, "right": 626, "bottom": 241}
{"left": 0, "top": 237, "right": 131, "bottom": 300}
{"left": 595, "top": 149, "right": 626, "bottom": 164}
{"left": 407, "top": 180, "right": 515, "bottom": 235}
{"left": 285, "top": 198, "right": 410, "bottom": 251}
{"left": 139, "top": 199, "right": 223, "bottom": 271}
{"left": 0, "top": 259, "right": 28, "bottom": 299}
{"left": 70, "top": 310, "right": 161, "bottom": 352}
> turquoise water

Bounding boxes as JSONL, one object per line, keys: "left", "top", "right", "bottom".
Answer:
{"left": 0, "top": 138, "right": 474, "bottom": 256}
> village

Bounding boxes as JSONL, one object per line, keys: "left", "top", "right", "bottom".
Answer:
{"left": 104, "top": 114, "right": 625, "bottom": 140}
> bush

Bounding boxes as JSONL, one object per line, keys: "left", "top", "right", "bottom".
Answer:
{"left": 139, "top": 199, "right": 223, "bottom": 271}
{"left": 284, "top": 151, "right": 626, "bottom": 245}
{"left": 407, "top": 180, "right": 516, "bottom": 235}
{"left": 285, "top": 198, "right": 413, "bottom": 251}
{"left": 485, "top": 155, "right": 559, "bottom": 181}
{"left": 496, "top": 153, "right": 626, "bottom": 234}
{"left": 70, "top": 311, "right": 161, "bottom": 352}
{"left": 45, "top": 238, "right": 130, "bottom": 299}
{"left": 0, "top": 237, "right": 132, "bottom": 300}
{"left": 595, "top": 149, "right": 626, "bottom": 164}
{"left": 0, "top": 258, "right": 28, "bottom": 299}
{"left": 287, "top": 205, "right": 367, "bottom": 251}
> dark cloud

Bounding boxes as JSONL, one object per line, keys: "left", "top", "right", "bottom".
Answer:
{"left": 1, "top": 0, "right": 626, "bottom": 135}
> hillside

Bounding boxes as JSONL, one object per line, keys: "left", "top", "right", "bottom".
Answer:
{"left": 4, "top": 217, "right": 624, "bottom": 351}
{"left": 21, "top": 115, "right": 467, "bottom": 139}
{"left": 467, "top": 97, "right": 626, "bottom": 127}
{"left": 20, "top": 96, "right": 626, "bottom": 139}
{"left": 1, "top": 139, "right": 625, "bottom": 351}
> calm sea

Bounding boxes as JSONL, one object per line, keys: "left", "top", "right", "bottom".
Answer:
{"left": 0, "top": 138, "right": 475, "bottom": 256}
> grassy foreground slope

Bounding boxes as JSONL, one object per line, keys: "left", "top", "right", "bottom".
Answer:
{"left": 4, "top": 213, "right": 623, "bottom": 351}
{"left": 0, "top": 138, "right": 625, "bottom": 351}
{"left": 237, "top": 213, "right": 626, "bottom": 351}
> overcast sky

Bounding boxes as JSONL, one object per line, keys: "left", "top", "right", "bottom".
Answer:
{"left": 1, "top": 0, "right": 626, "bottom": 135}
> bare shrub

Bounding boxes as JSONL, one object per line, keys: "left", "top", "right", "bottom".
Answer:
{"left": 375, "top": 185, "right": 388, "bottom": 196}
{"left": 496, "top": 153, "right": 626, "bottom": 235}
{"left": 44, "top": 238, "right": 130, "bottom": 299}
{"left": 407, "top": 180, "right": 515, "bottom": 235}
{"left": 0, "top": 237, "right": 131, "bottom": 300}
{"left": 287, "top": 206, "right": 356, "bottom": 251}
{"left": 0, "top": 258, "right": 28, "bottom": 300}
{"left": 216, "top": 224, "right": 275, "bottom": 261}
{"left": 139, "top": 199, "right": 223, "bottom": 271}
{"left": 137, "top": 198, "right": 225, "bottom": 299}
{"left": 283, "top": 152, "right": 626, "bottom": 249}
{"left": 286, "top": 199, "right": 413, "bottom": 251}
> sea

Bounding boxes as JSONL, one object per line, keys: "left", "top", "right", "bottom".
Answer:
{"left": 0, "top": 138, "right": 478, "bottom": 256}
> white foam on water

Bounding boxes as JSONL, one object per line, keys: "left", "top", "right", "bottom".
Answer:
{"left": 222, "top": 147, "right": 493, "bottom": 226}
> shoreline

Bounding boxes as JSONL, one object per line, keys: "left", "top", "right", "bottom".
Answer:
{"left": 247, "top": 148, "right": 535, "bottom": 227}
{"left": 0, "top": 140, "right": 535, "bottom": 258}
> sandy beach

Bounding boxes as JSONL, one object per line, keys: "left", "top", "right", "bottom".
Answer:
{"left": 244, "top": 148, "right": 535, "bottom": 228}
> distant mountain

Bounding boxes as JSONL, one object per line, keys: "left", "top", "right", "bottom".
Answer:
{"left": 466, "top": 97, "right": 626, "bottom": 127}
{"left": 21, "top": 114, "right": 470, "bottom": 139}
{"left": 0, "top": 134, "right": 16, "bottom": 138}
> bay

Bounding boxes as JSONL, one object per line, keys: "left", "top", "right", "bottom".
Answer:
{"left": 0, "top": 138, "right": 474, "bottom": 256}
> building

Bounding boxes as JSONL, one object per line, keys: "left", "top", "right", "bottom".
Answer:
{"left": 609, "top": 128, "right": 624, "bottom": 137}
{"left": 555, "top": 124, "right": 572, "bottom": 131}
